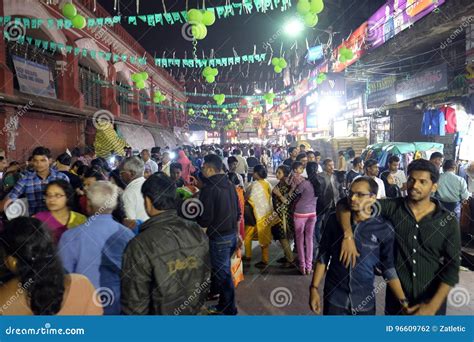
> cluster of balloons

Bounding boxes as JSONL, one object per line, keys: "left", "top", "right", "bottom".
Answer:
{"left": 272, "top": 57, "right": 287, "bottom": 73}
{"left": 187, "top": 9, "right": 216, "bottom": 40}
{"left": 202, "top": 67, "right": 218, "bottom": 83}
{"left": 131, "top": 72, "right": 149, "bottom": 89}
{"left": 202, "top": 109, "right": 209, "bottom": 115}
{"left": 208, "top": 114, "right": 214, "bottom": 120}
{"left": 232, "top": 108, "right": 238, "bottom": 114}
{"left": 153, "top": 91, "right": 166, "bottom": 103}
{"left": 339, "top": 47, "right": 354, "bottom": 63}
{"left": 213, "top": 94, "right": 225, "bottom": 105}
{"left": 222, "top": 108, "right": 229, "bottom": 114}
{"left": 297, "top": 0, "right": 324, "bottom": 27}
{"left": 263, "top": 92, "right": 276, "bottom": 105}
{"left": 188, "top": 108, "right": 195, "bottom": 116}
{"left": 316, "top": 72, "right": 327, "bottom": 84}
{"left": 62, "top": 2, "right": 87, "bottom": 29}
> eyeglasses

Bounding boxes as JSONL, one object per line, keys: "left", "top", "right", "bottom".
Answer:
{"left": 348, "top": 191, "right": 373, "bottom": 198}
{"left": 45, "top": 193, "right": 66, "bottom": 199}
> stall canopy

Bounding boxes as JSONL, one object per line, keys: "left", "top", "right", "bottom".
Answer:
{"left": 147, "top": 127, "right": 178, "bottom": 149}
{"left": 117, "top": 124, "right": 156, "bottom": 152}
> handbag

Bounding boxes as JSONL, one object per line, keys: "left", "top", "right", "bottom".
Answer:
{"left": 231, "top": 249, "right": 244, "bottom": 288}
{"left": 244, "top": 201, "right": 257, "bottom": 226}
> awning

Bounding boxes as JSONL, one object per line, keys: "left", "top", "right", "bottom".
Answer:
{"left": 117, "top": 124, "right": 156, "bottom": 152}
{"left": 147, "top": 127, "right": 178, "bottom": 149}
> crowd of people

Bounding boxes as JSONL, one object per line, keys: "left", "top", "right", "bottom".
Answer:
{"left": 0, "top": 142, "right": 471, "bottom": 316}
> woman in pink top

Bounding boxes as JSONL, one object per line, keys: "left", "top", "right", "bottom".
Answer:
{"left": 0, "top": 217, "right": 102, "bottom": 315}
{"left": 177, "top": 150, "right": 196, "bottom": 185}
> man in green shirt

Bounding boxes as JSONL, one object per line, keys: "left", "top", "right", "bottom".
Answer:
{"left": 338, "top": 159, "right": 460, "bottom": 315}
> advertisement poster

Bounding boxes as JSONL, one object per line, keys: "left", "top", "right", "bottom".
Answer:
{"left": 367, "top": 75, "right": 397, "bottom": 109}
{"left": 319, "top": 73, "right": 346, "bottom": 101}
{"left": 332, "top": 22, "right": 368, "bottom": 72}
{"left": 11, "top": 55, "right": 57, "bottom": 99}
{"left": 367, "top": 0, "right": 445, "bottom": 49}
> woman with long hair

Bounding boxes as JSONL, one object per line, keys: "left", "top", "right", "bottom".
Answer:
{"left": 243, "top": 165, "right": 274, "bottom": 269}
{"left": 0, "top": 217, "right": 102, "bottom": 315}
{"left": 34, "top": 180, "right": 87, "bottom": 243}
{"left": 271, "top": 165, "right": 295, "bottom": 268}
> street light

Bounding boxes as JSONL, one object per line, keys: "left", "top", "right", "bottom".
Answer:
{"left": 284, "top": 18, "right": 304, "bottom": 37}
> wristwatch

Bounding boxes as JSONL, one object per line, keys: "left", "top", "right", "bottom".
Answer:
{"left": 399, "top": 298, "right": 409, "bottom": 308}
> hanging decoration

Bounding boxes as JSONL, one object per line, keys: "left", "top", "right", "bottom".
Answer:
{"left": 188, "top": 109, "right": 195, "bottom": 116}
{"left": 62, "top": 3, "right": 77, "bottom": 19}
{"left": 155, "top": 53, "right": 266, "bottom": 68}
{"left": 271, "top": 57, "right": 287, "bottom": 73}
{"left": 296, "top": 0, "right": 323, "bottom": 27}
{"left": 153, "top": 91, "right": 166, "bottom": 103}
{"left": 202, "top": 66, "right": 219, "bottom": 83}
{"left": 338, "top": 47, "right": 354, "bottom": 63}
{"left": 131, "top": 71, "right": 148, "bottom": 89}
{"left": 213, "top": 94, "right": 226, "bottom": 105}
{"left": 0, "top": 0, "right": 292, "bottom": 30}
{"left": 263, "top": 92, "right": 276, "bottom": 104}
{"left": 316, "top": 72, "right": 327, "bottom": 84}
{"left": 187, "top": 9, "right": 216, "bottom": 40}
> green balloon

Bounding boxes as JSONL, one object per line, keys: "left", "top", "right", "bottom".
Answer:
{"left": 203, "top": 66, "right": 213, "bottom": 77}
{"left": 62, "top": 3, "right": 77, "bottom": 19}
{"left": 192, "top": 23, "right": 207, "bottom": 40}
{"left": 211, "top": 68, "right": 218, "bottom": 77}
{"left": 304, "top": 13, "right": 318, "bottom": 27}
{"left": 187, "top": 9, "right": 203, "bottom": 23}
{"left": 202, "top": 10, "right": 216, "bottom": 26}
{"left": 72, "top": 15, "right": 86, "bottom": 29}
{"left": 344, "top": 49, "right": 354, "bottom": 60}
{"left": 271, "top": 57, "right": 279, "bottom": 66}
{"left": 206, "top": 75, "right": 215, "bottom": 83}
{"left": 136, "top": 80, "right": 145, "bottom": 89}
{"left": 339, "top": 55, "right": 347, "bottom": 63}
{"left": 274, "top": 66, "right": 283, "bottom": 73}
{"left": 131, "top": 73, "right": 142, "bottom": 82}
{"left": 310, "top": 0, "right": 324, "bottom": 14}
{"left": 297, "top": 0, "right": 311, "bottom": 15}
{"left": 279, "top": 58, "right": 287, "bottom": 68}
{"left": 140, "top": 72, "right": 149, "bottom": 81}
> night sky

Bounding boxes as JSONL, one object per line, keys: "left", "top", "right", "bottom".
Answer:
{"left": 97, "top": 0, "right": 387, "bottom": 93}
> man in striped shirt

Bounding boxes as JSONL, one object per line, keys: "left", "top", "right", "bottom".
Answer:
{"left": 338, "top": 159, "right": 460, "bottom": 315}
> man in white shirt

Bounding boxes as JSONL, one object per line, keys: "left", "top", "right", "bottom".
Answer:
{"left": 119, "top": 157, "right": 150, "bottom": 223}
{"left": 233, "top": 149, "right": 248, "bottom": 182}
{"left": 363, "top": 159, "right": 386, "bottom": 199}
{"left": 159, "top": 152, "right": 172, "bottom": 177}
{"left": 386, "top": 155, "right": 407, "bottom": 194}
{"left": 141, "top": 149, "right": 158, "bottom": 174}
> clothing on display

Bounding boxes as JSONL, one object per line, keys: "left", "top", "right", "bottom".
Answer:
{"left": 421, "top": 109, "right": 445, "bottom": 136}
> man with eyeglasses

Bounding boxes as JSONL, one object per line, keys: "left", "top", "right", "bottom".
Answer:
{"left": 310, "top": 176, "right": 406, "bottom": 315}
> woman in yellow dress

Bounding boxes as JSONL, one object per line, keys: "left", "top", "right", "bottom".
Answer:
{"left": 244, "top": 165, "right": 274, "bottom": 269}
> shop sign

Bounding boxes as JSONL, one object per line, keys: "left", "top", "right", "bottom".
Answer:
{"left": 367, "top": 75, "right": 397, "bottom": 109}
{"left": 367, "top": 0, "right": 445, "bottom": 50}
{"left": 11, "top": 55, "right": 57, "bottom": 99}
{"left": 395, "top": 63, "right": 448, "bottom": 102}
{"left": 342, "top": 96, "right": 364, "bottom": 118}
{"left": 319, "top": 73, "right": 346, "bottom": 100}
{"left": 332, "top": 22, "right": 368, "bottom": 72}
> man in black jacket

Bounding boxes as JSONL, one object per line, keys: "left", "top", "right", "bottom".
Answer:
{"left": 121, "top": 173, "right": 210, "bottom": 315}
{"left": 197, "top": 154, "right": 241, "bottom": 315}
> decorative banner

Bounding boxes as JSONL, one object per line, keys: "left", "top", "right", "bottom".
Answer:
{"left": 155, "top": 53, "right": 267, "bottom": 68}
{"left": 11, "top": 55, "right": 57, "bottom": 99}
{"left": 0, "top": 0, "right": 292, "bottom": 29}
{"left": 367, "top": 0, "right": 445, "bottom": 49}
{"left": 395, "top": 63, "right": 448, "bottom": 102}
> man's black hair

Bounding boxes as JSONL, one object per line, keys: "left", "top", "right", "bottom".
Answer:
{"left": 204, "top": 154, "right": 223, "bottom": 172}
{"left": 32, "top": 147, "right": 51, "bottom": 159}
{"left": 141, "top": 173, "right": 177, "bottom": 210}
{"left": 407, "top": 159, "right": 440, "bottom": 184}
{"left": 351, "top": 176, "right": 379, "bottom": 196}
{"left": 429, "top": 152, "right": 444, "bottom": 160}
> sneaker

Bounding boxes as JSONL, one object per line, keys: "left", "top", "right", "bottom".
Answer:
{"left": 206, "top": 305, "right": 223, "bottom": 315}
{"left": 276, "top": 257, "right": 287, "bottom": 264}
{"left": 254, "top": 261, "right": 269, "bottom": 269}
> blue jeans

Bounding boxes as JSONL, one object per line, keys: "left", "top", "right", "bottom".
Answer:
{"left": 323, "top": 298, "right": 375, "bottom": 315}
{"left": 209, "top": 233, "right": 237, "bottom": 315}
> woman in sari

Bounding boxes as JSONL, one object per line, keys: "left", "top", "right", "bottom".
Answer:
{"left": 34, "top": 180, "right": 87, "bottom": 244}
{"left": 271, "top": 165, "right": 295, "bottom": 268}
{"left": 244, "top": 165, "right": 274, "bottom": 269}
{"left": 177, "top": 150, "right": 196, "bottom": 185}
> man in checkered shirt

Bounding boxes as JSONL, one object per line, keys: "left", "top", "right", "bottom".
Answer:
{"left": 2, "top": 146, "right": 69, "bottom": 215}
